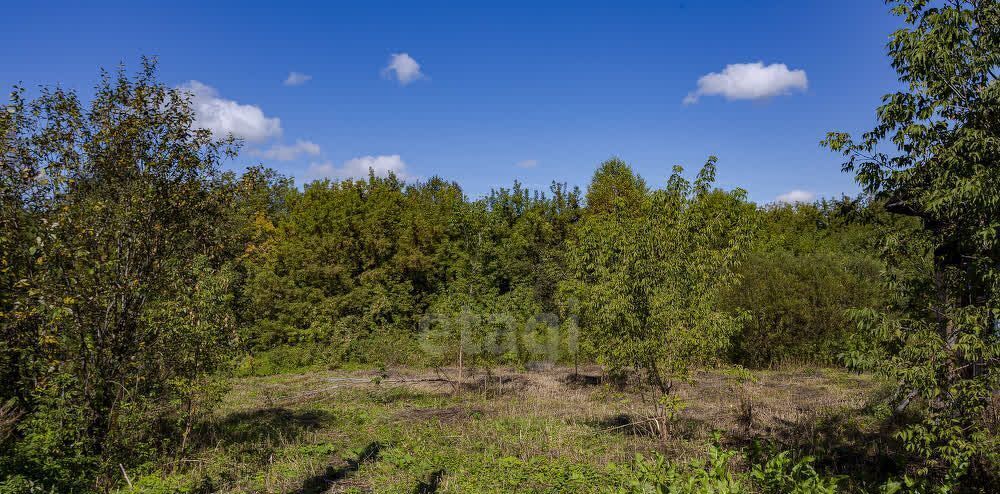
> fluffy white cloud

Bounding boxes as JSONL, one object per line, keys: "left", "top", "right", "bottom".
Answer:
{"left": 284, "top": 72, "right": 312, "bottom": 86}
{"left": 179, "top": 81, "right": 282, "bottom": 142}
{"left": 515, "top": 159, "right": 539, "bottom": 169}
{"left": 683, "top": 62, "right": 808, "bottom": 104}
{"left": 382, "top": 53, "right": 424, "bottom": 85}
{"left": 307, "top": 154, "right": 411, "bottom": 181}
{"left": 775, "top": 189, "right": 815, "bottom": 204}
{"left": 253, "top": 139, "right": 321, "bottom": 161}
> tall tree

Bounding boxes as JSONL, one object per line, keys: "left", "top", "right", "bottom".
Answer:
{"left": 0, "top": 59, "right": 241, "bottom": 490}
{"left": 824, "top": 0, "right": 1000, "bottom": 486}
{"left": 566, "top": 158, "right": 756, "bottom": 430}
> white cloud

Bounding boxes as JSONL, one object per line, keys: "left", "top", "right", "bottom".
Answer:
{"left": 775, "top": 189, "right": 816, "bottom": 204}
{"left": 253, "top": 139, "right": 321, "bottom": 161}
{"left": 683, "top": 62, "right": 808, "bottom": 104}
{"left": 306, "top": 154, "right": 411, "bottom": 181}
{"left": 515, "top": 159, "right": 539, "bottom": 169}
{"left": 179, "top": 81, "right": 282, "bottom": 142}
{"left": 284, "top": 72, "right": 312, "bottom": 86}
{"left": 382, "top": 53, "right": 424, "bottom": 85}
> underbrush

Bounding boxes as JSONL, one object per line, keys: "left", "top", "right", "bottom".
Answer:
{"left": 233, "top": 339, "right": 429, "bottom": 377}
{"left": 612, "top": 437, "right": 842, "bottom": 494}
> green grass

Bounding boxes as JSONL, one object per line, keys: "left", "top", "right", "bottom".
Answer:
{"left": 120, "top": 366, "right": 892, "bottom": 493}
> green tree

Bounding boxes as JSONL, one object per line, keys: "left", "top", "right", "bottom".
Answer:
{"left": 567, "top": 158, "right": 756, "bottom": 427}
{"left": 241, "top": 173, "right": 473, "bottom": 365}
{"left": 724, "top": 198, "right": 888, "bottom": 367}
{"left": 420, "top": 180, "right": 581, "bottom": 376}
{"left": 0, "top": 86, "right": 48, "bottom": 468}
{"left": 823, "top": 0, "right": 1000, "bottom": 487}
{"left": 583, "top": 157, "right": 647, "bottom": 217}
{"left": 0, "top": 60, "right": 241, "bottom": 491}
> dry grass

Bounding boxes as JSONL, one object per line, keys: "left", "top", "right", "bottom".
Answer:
{"left": 138, "top": 365, "right": 887, "bottom": 493}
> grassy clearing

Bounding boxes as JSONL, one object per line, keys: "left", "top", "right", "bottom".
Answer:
{"left": 123, "top": 366, "right": 891, "bottom": 493}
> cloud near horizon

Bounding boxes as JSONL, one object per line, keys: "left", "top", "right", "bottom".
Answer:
{"left": 283, "top": 71, "right": 312, "bottom": 86}
{"left": 775, "top": 189, "right": 816, "bottom": 204}
{"left": 179, "top": 80, "right": 282, "bottom": 142}
{"left": 382, "top": 53, "right": 424, "bottom": 85}
{"left": 515, "top": 159, "right": 539, "bottom": 169}
{"left": 306, "top": 154, "right": 411, "bottom": 181}
{"left": 253, "top": 139, "right": 321, "bottom": 161}
{"left": 684, "top": 62, "right": 808, "bottom": 104}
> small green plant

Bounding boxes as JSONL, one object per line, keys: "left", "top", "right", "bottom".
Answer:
{"left": 651, "top": 394, "right": 687, "bottom": 438}
{"left": 724, "top": 366, "right": 759, "bottom": 436}
{"left": 611, "top": 434, "right": 744, "bottom": 494}
{"left": 723, "top": 365, "right": 758, "bottom": 385}
{"left": 750, "top": 450, "right": 841, "bottom": 494}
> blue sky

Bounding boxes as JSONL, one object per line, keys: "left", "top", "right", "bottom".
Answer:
{"left": 1, "top": 1, "right": 903, "bottom": 203}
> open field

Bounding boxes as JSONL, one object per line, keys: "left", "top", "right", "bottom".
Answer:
{"left": 128, "top": 366, "right": 893, "bottom": 493}
{"left": 5, "top": 2, "right": 1000, "bottom": 491}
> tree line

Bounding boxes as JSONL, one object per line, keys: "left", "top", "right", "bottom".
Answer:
{"left": 0, "top": 62, "right": 890, "bottom": 491}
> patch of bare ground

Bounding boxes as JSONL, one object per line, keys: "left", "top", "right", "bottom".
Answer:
{"left": 226, "top": 365, "right": 879, "bottom": 442}
{"left": 290, "top": 441, "right": 383, "bottom": 494}
{"left": 673, "top": 368, "right": 876, "bottom": 441}
{"left": 197, "top": 364, "right": 889, "bottom": 492}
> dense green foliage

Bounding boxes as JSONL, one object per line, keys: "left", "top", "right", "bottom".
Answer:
{"left": 3, "top": 1, "right": 998, "bottom": 488}
{"left": 239, "top": 175, "right": 582, "bottom": 370}
{"left": 0, "top": 62, "right": 919, "bottom": 492}
{"left": 615, "top": 441, "right": 842, "bottom": 494}
{"left": 0, "top": 61, "right": 246, "bottom": 490}
{"left": 724, "top": 199, "right": 890, "bottom": 367}
{"left": 824, "top": 0, "right": 1000, "bottom": 488}
{"left": 565, "top": 158, "right": 756, "bottom": 405}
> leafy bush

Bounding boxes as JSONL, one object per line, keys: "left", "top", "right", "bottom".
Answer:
{"left": 824, "top": 0, "right": 1000, "bottom": 488}
{"left": 1, "top": 60, "right": 241, "bottom": 491}
{"left": 750, "top": 451, "right": 841, "bottom": 494}
{"left": 566, "top": 158, "right": 756, "bottom": 405}
{"left": 724, "top": 200, "right": 887, "bottom": 367}
{"left": 611, "top": 439, "right": 841, "bottom": 494}
{"left": 614, "top": 447, "right": 742, "bottom": 494}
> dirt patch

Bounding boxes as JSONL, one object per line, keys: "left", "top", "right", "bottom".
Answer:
{"left": 292, "top": 441, "right": 384, "bottom": 494}
{"left": 460, "top": 374, "right": 534, "bottom": 395}
{"left": 562, "top": 372, "right": 603, "bottom": 387}
{"left": 590, "top": 413, "right": 660, "bottom": 437}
